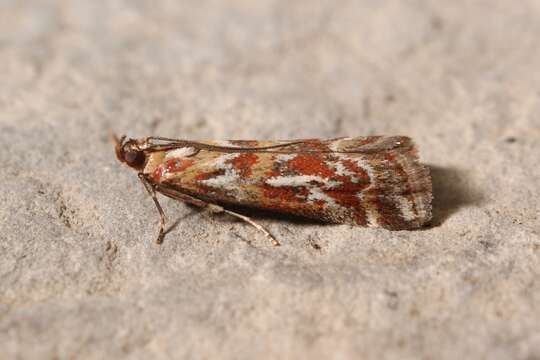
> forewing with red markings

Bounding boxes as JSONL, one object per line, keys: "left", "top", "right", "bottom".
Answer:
{"left": 143, "top": 136, "right": 432, "bottom": 229}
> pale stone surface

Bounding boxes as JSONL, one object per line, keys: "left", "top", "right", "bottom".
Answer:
{"left": 1, "top": 1, "right": 539, "bottom": 359}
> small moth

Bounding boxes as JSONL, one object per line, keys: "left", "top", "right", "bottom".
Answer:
{"left": 114, "top": 136, "right": 432, "bottom": 245}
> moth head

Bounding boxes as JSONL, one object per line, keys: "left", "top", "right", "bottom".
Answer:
{"left": 113, "top": 135, "right": 147, "bottom": 170}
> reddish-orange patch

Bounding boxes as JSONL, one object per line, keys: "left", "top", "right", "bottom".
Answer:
{"left": 340, "top": 159, "right": 369, "bottom": 178}
{"left": 322, "top": 171, "right": 370, "bottom": 225}
{"left": 285, "top": 155, "right": 335, "bottom": 177}
{"left": 192, "top": 169, "right": 228, "bottom": 195}
{"left": 226, "top": 153, "right": 258, "bottom": 177}
{"left": 265, "top": 166, "right": 281, "bottom": 177}
{"left": 152, "top": 167, "right": 162, "bottom": 181}
{"left": 302, "top": 139, "right": 325, "bottom": 149}
{"left": 262, "top": 185, "right": 307, "bottom": 206}
{"left": 153, "top": 158, "right": 195, "bottom": 181}
{"left": 324, "top": 188, "right": 367, "bottom": 225}
{"left": 194, "top": 169, "right": 225, "bottom": 181}
{"left": 312, "top": 199, "right": 326, "bottom": 207}
{"left": 195, "top": 172, "right": 211, "bottom": 181}
{"left": 169, "top": 158, "right": 194, "bottom": 172}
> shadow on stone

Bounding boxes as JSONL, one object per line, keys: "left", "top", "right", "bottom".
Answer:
{"left": 429, "top": 165, "right": 484, "bottom": 227}
{"left": 181, "top": 201, "right": 323, "bottom": 230}
{"left": 217, "top": 203, "right": 324, "bottom": 226}
{"left": 164, "top": 211, "right": 198, "bottom": 235}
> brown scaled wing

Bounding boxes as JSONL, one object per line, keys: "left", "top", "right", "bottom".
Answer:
{"left": 149, "top": 136, "right": 432, "bottom": 230}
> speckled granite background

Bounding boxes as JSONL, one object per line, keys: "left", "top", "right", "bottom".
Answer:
{"left": 1, "top": 1, "right": 539, "bottom": 359}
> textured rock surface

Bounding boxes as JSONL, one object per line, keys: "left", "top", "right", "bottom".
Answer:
{"left": 1, "top": 1, "right": 539, "bottom": 359}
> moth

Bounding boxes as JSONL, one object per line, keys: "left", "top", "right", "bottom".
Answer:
{"left": 114, "top": 136, "right": 432, "bottom": 245}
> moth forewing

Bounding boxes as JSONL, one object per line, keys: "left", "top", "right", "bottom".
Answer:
{"left": 115, "top": 136, "right": 432, "bottom": 245}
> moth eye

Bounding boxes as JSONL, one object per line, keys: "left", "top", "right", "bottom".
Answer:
{"left": 124, "top": 150, "right": 145, "bottom": 167}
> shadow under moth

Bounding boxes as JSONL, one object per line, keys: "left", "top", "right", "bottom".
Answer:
{"left": 114, "top": 136, "right": 432, "bottom": 246}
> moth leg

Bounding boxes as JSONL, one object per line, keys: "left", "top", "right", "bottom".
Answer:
{"left": 138, "top": 173, "right": 166, "bottom": 244}
{"left": 149, "top": 181, "right": 280, "bottom": 246}
{"left": 216, "top": 206, "right": 280, "bottom": 247}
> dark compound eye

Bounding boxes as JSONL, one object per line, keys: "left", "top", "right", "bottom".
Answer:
{"left": 124, "top": 150, "right": 145, "bottom": 167}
